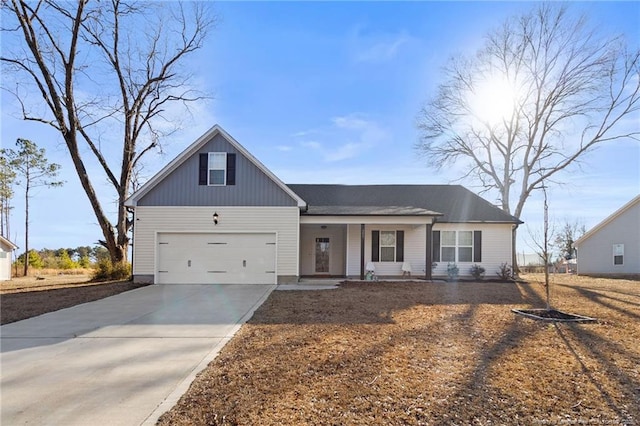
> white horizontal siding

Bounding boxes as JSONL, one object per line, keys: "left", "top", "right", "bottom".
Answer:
{"left": 432, "top": 223, "right": 513, "bottom": 278}
{"left": 346, "top": 224, "right": 427, "bottom": 277}
{"left": 133, "top": 206, "right": 299, "bottom": 279}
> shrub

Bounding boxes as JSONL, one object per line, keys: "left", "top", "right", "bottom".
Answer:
{"left": 58, "top": 250, "right": 79, "bottom": 270}
{"left": 92, "top": 259, "right": 131, "bottom": 281}
{"left": 496, "top": 263, "right": 514, "bottom": 280}
{"left": 78, "top": 255, "right": 91, "bottom": 269}
{"left": 14, "top": 249, "right": 45, "bottom": 269}
{"left": 447, "top": 262, "right": 459, "bottom": 281}
{"left": 470, "top": 264, "right": 486, "bottom": 280}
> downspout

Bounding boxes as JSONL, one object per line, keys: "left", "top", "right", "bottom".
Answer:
{"left": 127, "top": 207, "right": 135, "bottom": 280}
{"left": 512, "top": 223, "right": 519, "bottom": 277}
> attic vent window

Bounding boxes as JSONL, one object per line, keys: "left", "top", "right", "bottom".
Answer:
{"left": 199, "top": 152, "right": 236, "bottom": 186}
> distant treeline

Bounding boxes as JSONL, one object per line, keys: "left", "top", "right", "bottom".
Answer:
{"left": 14, "top": 246, "right": 111, "bottom": 270}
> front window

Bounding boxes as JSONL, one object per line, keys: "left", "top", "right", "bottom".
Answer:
{"left": 380, "top": 231, "right": 396, "bottom": 262}
{"left": 458, "top": 231, "right": 473, "bottom": 262}
{"left": 441, "top": 230, "right": 473, "bottom": 263}
{"left": 208, "top": 152, "right": 226, "bottom": 185}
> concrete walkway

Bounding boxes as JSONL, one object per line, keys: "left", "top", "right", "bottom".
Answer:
{"left": 0, "top": 284, "right": 274, "bottom": 426}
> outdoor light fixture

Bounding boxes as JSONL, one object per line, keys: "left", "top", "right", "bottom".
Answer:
{"left": 213, "top": 212, "right": 219, "bottom": 225}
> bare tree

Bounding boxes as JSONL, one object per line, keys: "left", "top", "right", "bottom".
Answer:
{"left": 527, "top": 184, "right": 554, "bottom": 309}
{"left": 1, "top": 0, "right": 215, "bottom": 266}
{"left": 417, "top": 4, "right": 639, "bottom": 235}
{"left": 553, "top": 220, "right": 586, "bottom": 261}
{"left": 1, "top": 139, "right": 63, "bottom": 276}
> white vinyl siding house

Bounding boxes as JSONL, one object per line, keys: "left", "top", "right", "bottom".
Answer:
{"left": 576, "top": 196, "right": 640, "bottom": 276}
{"left": 126, "top": 125, "right": 522, "bottom": 284}
{"left": 0, "top": 236, "right": 17, "bottom": 281}
{"left": 431, "top": 223, "right": 513, "bottom": 278}
{"left": 345, "top": 223, "right": 430, "bottom": 277}
{"left": 132, "top": 206, "right": 300, "bottom": 284}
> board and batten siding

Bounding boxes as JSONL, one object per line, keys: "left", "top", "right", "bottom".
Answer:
{"left": 138, "top": 133, "right": 297, "bottom": 207}
{"left": 133, "top": 206, "right": 300, "bottom": 282}
{"left": 432, "top": 223, "right": 513, "bottom": 277}
{"left": 346, "top": 224, "right": 427, "bottom": 277}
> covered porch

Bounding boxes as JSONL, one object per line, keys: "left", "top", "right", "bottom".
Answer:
{"left": 299, "top": 212, "right": 439, "bottom": 280}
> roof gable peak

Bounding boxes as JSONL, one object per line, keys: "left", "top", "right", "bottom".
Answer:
{"left": 125, "top": 125, "right": 306, "bottom": 207}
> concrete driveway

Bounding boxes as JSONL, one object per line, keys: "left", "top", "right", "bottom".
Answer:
{"left": 0, "top": 284, "right": 274, "bottom": 426}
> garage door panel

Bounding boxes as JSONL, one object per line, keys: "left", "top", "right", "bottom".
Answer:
{"left": 157, "top": 233, "right": 276, "bottom": 284}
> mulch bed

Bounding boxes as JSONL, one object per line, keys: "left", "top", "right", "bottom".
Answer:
{"left": 0, "top": 281, "right": 149, "bottom": 325}
{"left": 158, "top": 276, "right": 639, "bottom": 425}
{"left": 512, "top": 308, "right": 597, "bottom": 322}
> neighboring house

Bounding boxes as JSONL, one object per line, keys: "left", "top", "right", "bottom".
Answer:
{"left": 125, "top": 125, "right": 522, "bottom": 285}
{"left": 575, "top": 195, "right": 640, "bottom": 276}
{"left": 0, "top": 236, "right": 17, "bottom": 281}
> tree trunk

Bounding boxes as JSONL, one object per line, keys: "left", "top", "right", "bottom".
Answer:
{"left": 23, "top": 178, "right": 29, "bottom": 277}
{"left": 63, "top": 132, "right": 127, "bottom": 266}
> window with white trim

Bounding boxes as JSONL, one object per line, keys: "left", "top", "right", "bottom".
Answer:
{"left": 457, "top": 231, "right": 473, "bottom": 262}
{"left": 208, "top": 152, "right": 227, "bottom": 185}
{"left": 440, "top": 230, "right": 475, "bottom": 263}
{"left": 613, "top": 244, "right": 624, "bottom": 265}
{"left": 380, "top": 231, "right": 396, "bottom": 262}
{"left": 441, "top": 231, "right": 456, "bottom": 262}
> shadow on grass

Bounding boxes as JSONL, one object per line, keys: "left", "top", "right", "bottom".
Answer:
{"left": 250, "top": 281, "right": 526, "bottom": 325}
{"left": 161, "top": 277, "right": 640, "bottom": 424}
{"left": 555, "top": 283, "right": 640, "bottom": 320}
{"left": 554, "top": 323, "right": 639, "bottom": 423}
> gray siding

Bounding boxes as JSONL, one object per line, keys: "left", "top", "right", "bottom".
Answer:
{"left": 139, "top": 133, "right": 297, "bottom": 206}
{"left": 577, "top": 200, "right": 640, "bottom": 275}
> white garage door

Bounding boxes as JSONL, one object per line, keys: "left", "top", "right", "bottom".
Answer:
{"left": 156, "top": 233, "right": 276, "bottom": 284}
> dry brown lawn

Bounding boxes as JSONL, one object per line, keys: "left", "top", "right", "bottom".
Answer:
{"left": 0, "top": 273, "right": 148, "bottom": 324}
{"left": 159, "top": 274, "right": 639, "bottom": 425}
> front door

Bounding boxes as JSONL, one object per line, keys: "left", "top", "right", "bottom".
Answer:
{"left": 315, "top": 237, "right": 330, "bottom": 273}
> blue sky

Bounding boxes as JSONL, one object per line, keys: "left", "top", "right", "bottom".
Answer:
{"left": 1, "top": 1, "right": 639, "bottom": 256}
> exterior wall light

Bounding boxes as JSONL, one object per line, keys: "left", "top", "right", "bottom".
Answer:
{"left": 213, "top": 212, "right": 219, "bottom": 225}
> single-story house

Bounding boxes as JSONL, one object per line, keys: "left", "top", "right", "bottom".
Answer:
{"left": 125, "top": 125, "right": 522, "bottom": 284}
{"left": 0, "top": 236, "right": 17, "bottom": 281}
{"left": 575, "top": 195, "right": 640, "bottom": 276}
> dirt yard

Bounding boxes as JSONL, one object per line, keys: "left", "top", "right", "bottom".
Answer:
{"left": 158, "top": 274, "right": 639, "bottom": 425}
{"left": 0, "top": 273, "right": 148, "bottom": 324}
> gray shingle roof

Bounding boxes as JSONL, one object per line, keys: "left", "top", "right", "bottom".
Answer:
{"left": 287, "top": 184, "right": 522, "bottom": 223}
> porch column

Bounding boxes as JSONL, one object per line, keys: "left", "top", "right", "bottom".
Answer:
{"left": 425, "top": 223, "right": 433, "bottom": 281}
{"left": 360, "top": 224, "right": 365, "bottom": 280}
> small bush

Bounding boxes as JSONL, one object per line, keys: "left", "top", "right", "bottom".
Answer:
{"left": 447, "top": 262, "right": 459, "bottom": 281}
{"left": 92, "top": 259, "right": 131, "bottom": 281}
{"left": 470, "top": 264, "right": 486, "bottom": 280}
{"left": 58, "top": 250, "right": 79, "bottom": 270}
{"left": 496, "top": 263, "right": 514, "bottom": 280}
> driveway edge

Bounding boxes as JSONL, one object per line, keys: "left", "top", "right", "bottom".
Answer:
{"left": 141, "top": 284, "right": 276, "bottom": 425}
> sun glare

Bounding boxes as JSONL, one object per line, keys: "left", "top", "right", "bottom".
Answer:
{"left": 470, "top": 77, "right": 519, "bottom": 126}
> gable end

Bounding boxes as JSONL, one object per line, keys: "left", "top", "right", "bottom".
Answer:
{"left": 126, "top": 125, "right": 306, "bottom": 208}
